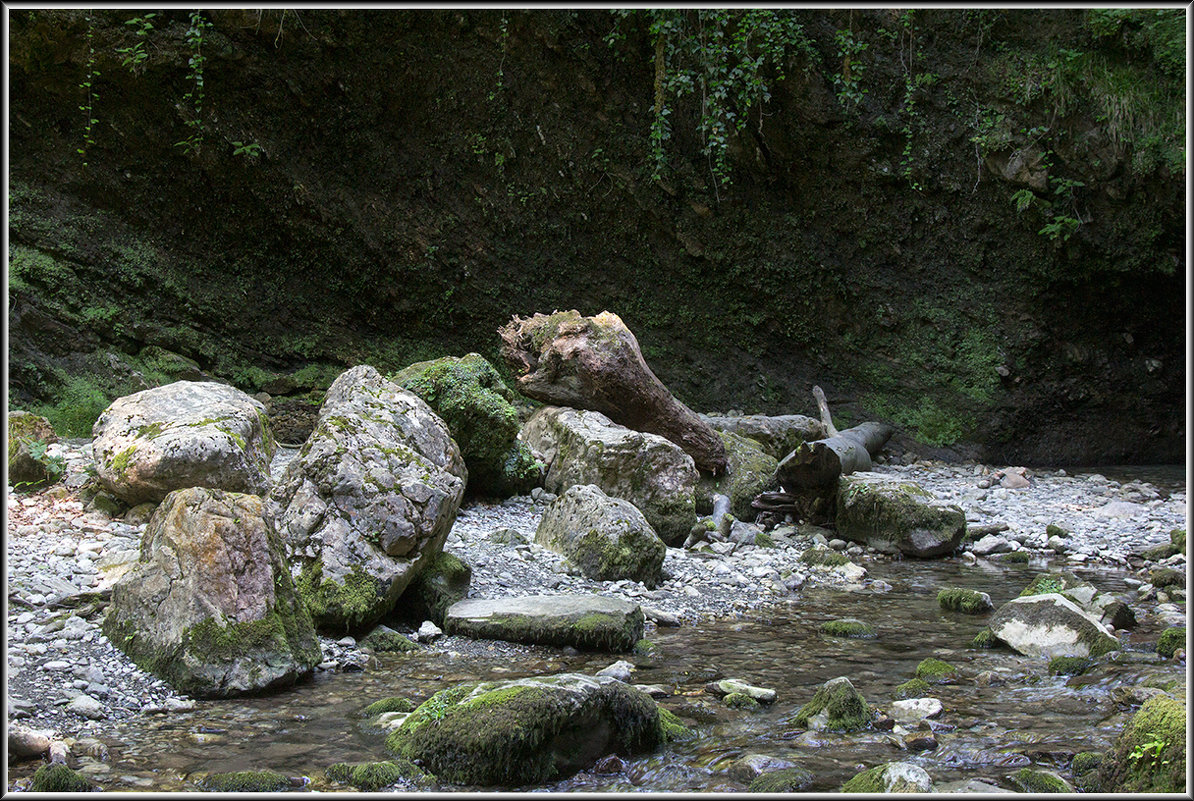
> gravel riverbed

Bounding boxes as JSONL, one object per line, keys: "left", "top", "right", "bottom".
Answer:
{"left": 6, "top": 439, "right": 1187, "bottom": 764}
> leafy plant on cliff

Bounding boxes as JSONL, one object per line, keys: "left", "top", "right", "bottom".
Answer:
{"left": 116, "top": 12, "right": 157, "bottom": 73}
{"left": 77, "top": 14, "right": 99, "bottom": 167}
{"left": 175, "top": 10, "right": 213, "bottom": 155}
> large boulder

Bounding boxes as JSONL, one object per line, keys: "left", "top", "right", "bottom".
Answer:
{"left": 91, "top": 381, "right": 276, "bottom": 505}
{"left": 522, "top": 406, "right": 698, "bottom": 544}
{"left": 100, "top": 487, "right": 320, "bottom": 698}
{"left": 835, "top": 472, "right": 966, "bottom": 558}
{"left": 392, "top": 353, "right": 542, "bottom": 497}
{"left": 789, "top": 676, "right": 871, "bottom": 732}
{"left": 988, "top": 594, "right": 1120, "bottom": 658}
{"left": 268, "top": 365, "right": 466, "bottom": 633}
{"left": 386, "top": 673, "right": 665, "bottom": 786}
{"left": 694, "top": 431, "right": 778, "bottom": 520}
{"left": 444, "top": 595, "right": 644, "bottom": 652}
{"left": 1019, "top": 571, "right": 1136, "bottom": 630}
{"left": 1096, "top": 693, "right": 1186, "bottom": 793}
{"left": 535, "top": 484, "right": 666, "bottom": 585}
{"left": 700, "top": 413, "right": 825, "bottom": 460}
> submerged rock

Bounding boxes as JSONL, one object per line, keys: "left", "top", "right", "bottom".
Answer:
{"left": 521, "top": 406, "right": 698, "bottom": 544}
{"left": 444, "top": 595, "right": 644, "bottom": 652}
{"left": 988, "top": 594, "right": 1120, "bottom": 658}
{"left": 268, "top": 365, "right": 466, "bottom": 632}
{"left": 835, "top": 472, "right": 966, "bottom": 558}
{"left": 92, "top": 380, "right": 276, "bottom": 505}
{"left": 385, "top": 673, "right": 665, "bottom": 786}
{"left": 840, "top": 761, "right": 934, "bottom": 792}
{"left": 535, "top": 484, "right": 666, "bottom": 584}
{"left": 101, "top": 487, "right": 320, "bottom": 698}
{"left": 747, "top": 765, "right": 815, "bottom": 792}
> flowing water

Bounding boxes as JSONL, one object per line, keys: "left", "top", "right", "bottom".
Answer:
{"left": 17, "top": 558, "right": 1183, "bottom": 793}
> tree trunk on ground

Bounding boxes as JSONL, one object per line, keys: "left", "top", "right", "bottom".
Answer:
{"left": 775, "top": 386, "right": 893, "bottom": 490}
{"left": 498, "top": 310, "right": 727, "bottom": 474}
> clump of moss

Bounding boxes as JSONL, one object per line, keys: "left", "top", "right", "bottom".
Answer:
{"left": 1071, "top": 751, "right": 1103, "bottom": 792}
{"left": 999, "top": 550, "right": 1031, "bottom": 563}
{"left": 972, "top": 628, "right": 998, "bottom": 649}
{"left": 326, "top": 759, "right": 427, "bottom": 790}
{"left": 198, "top": 770, "right": 291, "bottom": 792}
{"left": 915, "top": 657, "right": 957, "bottom": 683}
{"left": 724, "top": 692, "right": 760, "bottom": 710}
{"left": 800, "top": 547, "right": 849, "bottom": 567}
{"left": 755, "top": 532, "right": 775, "bottom": 548}
{"left": 748, "top": 766, "right": 814, "bottom": 792}
{"left": 657, "top": 707, "right": 693, "bottom": 741}
{"left": 893, "top": 678, "right": 931, "bottom": 700}
{"left": 363, "top": 696, "right": 416, "bottom": 717}
{"left": 633, "top": 638, "right": 657, "bottom": 656}
{"left": 790, "top": 676, "right": 870, "bottom": 732}
{"left": 1011, "top": 767, "right": 1072, "bottom": 793}
{"left": 937, "top": 587, "right": 993, "bottom": 614}
{"left": 1019, "top": 573, "right": 1070, "bottom": 597}
{"left": 1045, "top": 523, "right": 1069, "bottom": 539}
{"left": 1097, "top": 693, "right": 1186, "bottom": 792}
{"left": 30, "top": 764, "right": 91, "bottom": 792}
{"left": 296, "top": 560, "right": 384, "bottom": 633}
{"left": 1170, "top": 528, "right": 1186, "bottom": 553}
{"left": 1156, "top": 626, "right": 1185, "bottom": 658}
{"left": 1048, "top": 656, "right": 1094, "bottom": 676}
{"left": 820, "top": 618, "right": 877, "bottom": 638}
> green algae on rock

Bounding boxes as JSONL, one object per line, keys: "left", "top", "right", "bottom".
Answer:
{"left": 840, "top": 761, "right": 934, "bottom": 792}
{"left": 1010, "top": 767, "right": 1072, "bottom": 793}
{"left": 325, "top": 759, "right": 429, "bottom": 790}
{"left": 1097, "top": 693, "right": 1187, "bottom": 793}
{"left": 29, "top": 763, "right": 92, "bottom": 793}
{"left": 790, "top": 676, "right": 871, "bottom": 732}
{"left": 198, "top": 769, "right": 292, "bottom": 792}
{"left": 1156, "top": 626, "right": 1185, "bottom": 658}
{"left": 747, "top": 766, "right": 815, "bottom": 792}
{"left": 915, "top": 657, "right": 958, "bottom": 683}
{"left": 820, "top": 618, "right": 877, "bottom": 638}
{"left": 937, "top": 587, "right": 994, "bottom": 614}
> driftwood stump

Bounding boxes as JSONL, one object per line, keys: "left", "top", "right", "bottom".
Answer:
{"left": 498, "top": 310, "right": 727, "bottom": 473}
{"left": 776, "top": 386, "right": 893, "bottom": 490}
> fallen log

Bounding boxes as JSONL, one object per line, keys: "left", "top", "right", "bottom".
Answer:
{"left": 498, "top": 310, "right": 727, "bottom": 473}
{"left": 775, "top": 386, "right": 893, "bottom": 490}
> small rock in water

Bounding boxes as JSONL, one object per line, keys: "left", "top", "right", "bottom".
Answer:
{"left": 596, "top": 660, "right": 634, "bottom": 682}
{"left": 417, "top": 621, "right": 443, "bottom": 642}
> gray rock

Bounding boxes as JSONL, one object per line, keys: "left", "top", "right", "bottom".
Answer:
{"left": 889, "top": 697, "right": 943, "bottom": 724}
{"left": 841, "top": 761, "right": 935, "bottom": 792}
{"left": 521, "top": 407, "right": 698, "bottom": 544}
{"left": 835, "top": 472, "right": 966, "bottom": 558}
{"left": 989, "top": 594, "right": 1120, "bottom": 658}
{"left": 536, "top": 484, "right": 666, "bottom": 585}
{"left": 444, "top": 595, "right": 644, "bottom": 652}
{"left": 268, "top": 365, "right": 466, "bottom": 632}
{"left": 972, "top": 534, "right": 1013, "bottom": 555}
{"left": 91, "top": 381, "right": 275, "bottom": 505}
{"left": 699, "top": 413, "right": 825, "bottom": 460}
{"left": 708, "top": 678, "right": 777, "bottom": 703}
{"left": 66, "top": 694, "right": 105, "bottom": 720}
{"left": 8, "top": 724, "right": 52, "bottom": 759}
{"left": 727, "top": 753, "right": 797, "bottom": 784}
{"left": 101, "top": 487, "right": 321, "bottom": 698}
{"left": 595, "top": 659, "right": 635, "bottom": 682}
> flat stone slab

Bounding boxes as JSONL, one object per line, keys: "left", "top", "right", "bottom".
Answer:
{"left": 444, "top": 595, "right": 644, "bottom": 652}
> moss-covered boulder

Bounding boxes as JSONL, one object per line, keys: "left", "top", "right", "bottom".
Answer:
{"left": 840, "top": 761, "right": 934, "bottom": 792}
{"left": 1156, "top": 626, "right": 1185, "bottom": 658}
{"left": 989, "top": 594, "right": 1120, "bottom": 658}
{"left": 521, "top": 406, "right": 698, "bottom": 545}
{"left": 800, "top": 547, "right": 850, "bottom": 567}
{"left": 914, "top": 657, "right": 958, "bottom": 683}
{"left": 700, "top": 413, "right": 825, "bottom": 460}
{"left": 790, "top": 676, "right": 871, "bottom": 732}
{"left": 937, "top": 587, "right": 993, "bottom": 614}
{"left": 393, "top": 353, "right": 542, "bottom": 497}
{"left": 535, "top": 484, "right": 666, "bottom": 584}
{"left": 1009, "top": 767, "right": 1072, "bottom": 793}
{"left": 747, "top": 766, "right": 815, "bottom": 792}
{"left": 268, "top": 365, "right": 467, "bottom": 633}
{"left": 444, "top": 595, "right": 644, "bottom": 652}
{"left": 326, "top": 759, "right": 429, "bottom": 790}
{"left": 1098, "top": 693, "right": 1187, "bottom": 792}
{"left": 893, "top": 678, "right": 932, "bottom": 699}
{"left": 359, "top": 625, "right": 421, "bottom": 653}
{"left": 820, "top": 618, "right": 877, "bottom": 638}
{"left": 396, "top": 551, "right": 472, "bottom": 626}
{"left": 1017, "top": 571, "right": 1136, "bottom": 630}
{"left": 362, "top": 696, "right": 416, "bottom": 717}
{"left": 1071, "top": 751, "right": 1103, "bottom": 792}
{"left": 91, "top": 380, "right": 276, "bottom": 505}
{"left": 385, "top": 673, "right": 664, "bottom": 786}
{"left": 198, "top": 770, "right": 292, "bottom": 792}
{"left": 835, "top": 472, "right": 966, "bottom": 558}
{"left": 1149, "top": 566, "right": 1185, "bottom": 589}
{"left": 29, "top": 763, "right": 92, "bottom": 793}
{"left": 694, "top": 430, "right": 778, "bottom": 520}
{"left": 101, "top": 487, "right": 320, "bottom": 698}
{"left": 7, "top": 410, "right": 62, "bottom": 490}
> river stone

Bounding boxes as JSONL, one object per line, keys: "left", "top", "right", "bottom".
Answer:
{"left": 988, "top": 594, "right": 1120, "bottom": 658}
{"left": 835, "top": 472, "right": 966, "bottom": 558}
{"left": 841, "top": 761, "right": 934, "bottom": 793}
{"left": 444, "top": 595, "right": 644, "bottom": 652}
{"left": 392, "top": 353, "right": 542, "bottom": 496}
{"left": 1097, "top": 693, "right": 1186, "bottom": 792}
{"left": 101, "top": 487, "right": 321, "bottom": 698}
{"left": 790, "top": 676, "right": 870, "bottom": 732}
{"left": 385, "top": 673, "right": 664, "bottom": 786}
{"left": 521, "top": 406, "right": 698, "bottom": 545}
{"left": 708, "top": 678, "right": 777, "bottom": 703}
{"left": 889, "top": 697, "right": 943, "bottom": 724}
{"left": 700, "top": 413, "right": 825, "bottom": 460}
{"left": 727, "top": 753, "right": 797, "bottom": 784}
{"left": 8, "top": 724, "right": 52, "bottom": 759}
{"left": 694, "top": 430, "right": 778, "bottom": 520}
{"left": 268, "top": 365, "right": 466, "bottom": 632}
{"left": 535, "top": 484, "right": 666, "bottom": 585}
{"left": 91, "top": 381, "right": 276, "bottom": 505}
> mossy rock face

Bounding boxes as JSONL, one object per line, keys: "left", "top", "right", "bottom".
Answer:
{"left": 989, "top": 594, "right": 1120, "bottom": 659}
{"left": 893, "top": 678, "right": 932, "bottom": 700}
{"left": 444, "top": 595, "right": 644, "bottom": 652}
{"left": 1048, "top": 655, "right": 1094, "bottom": 676}
{"left": 998, "top": 550, "right": 1031, "bottom": 563}
{"left": 835, "top": 472, "right": 966, "bottom": 558}
{"left": 840, "top": 761, "right": 934, "bottom": 792}
{"left": 29, "top": 763, "right": 91, "bottom": 792}
{"left": 8, "top": 410, "right": 62, "bottom": 489}
{"left": 1010, "top": 767, "right": 1072, "bottom": 793}
{"left": 1156, "top": 626, "right": 1185, "bottom": 658}
{"left": 937, "top": 587, "right": 994, "bottom": 614}
{"left": 360, "top": 625, "right": 421, "bottom": 653}
{"left": 724, "top": 692, "right": 761, "bottom": 710}
{"left": 363, "top": 696, "right": 416, "bottom": 717}
{"left": 1170, "top": 528, "right": 1186, "bottom": 553}
{"left": 1045, "top": 523, "right": 1069, "bottom": 539}
{"left": 101, "top": 487, "right": 321, "bottom": 698}
{"left": 694, "top": 430, "right": 778, "bottom": 520}
{"left": 397, "top": 551, "right": 472, "bottom": 626}
{"left": 1098, "top": 693, "right": 1187, "bottom": 792}
{"left": 915, "top": 657, "right": 958, "bottom": 683}
{"left": 656, "top": 707, "right": 692, "bottom": 741}
{"left": 791, "top": 676, "right": 870, "bottom": 732}
{"left": 198, "top": 770, "right": 292, "bottom": 792}
{"left": 326, "top": 759, "right": 428, "bottom": 790}
{"left": 392, "top": 353, "right": 542, "bottom": 497}
{"left": 820, "top": 618, "right": 877, "bottom": 638}
{"left": 1018, "top": 570, "right": 1084, "bottom": 597}
{"left": 535, "top": 484, "right": 666, "bottom": 585}
{"left": 747, "top": 765, "right": 815, "bottom": 792}
{"left": 386, "top": 673, "right": 663, "bottom": 787}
